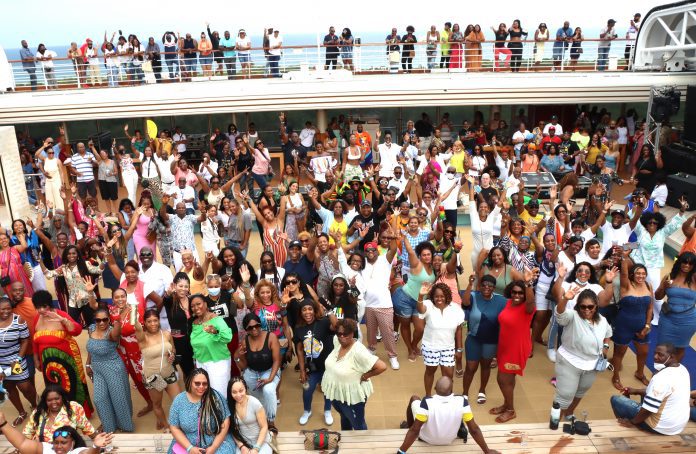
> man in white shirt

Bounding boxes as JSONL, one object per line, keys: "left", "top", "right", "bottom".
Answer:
{"left": 173, "top": 126, "right": 187, "bottom": 156}
{"left": 511, "top": 122, "right": 530, "bottom": 160}
{"left": 599, "top": 209, "right": 635, "bottom": 255}
{"left": 64, "top": 142, "right": 98, "bottom": 199}
{"left": 598, "top": 19, "right": 617, "bottom": 71}
{"left": 137, "top": 247, "right": 174, "bottom": 330}
{"left": 543, "top": 116, "right": 563, "bottom": 136}
{"left": 363, "top": 240, "right": 400, "bottom": 370}
{"left": 440, "top": 167, "right": 463, "bottom": 227}
{"left": 268, "top": 29, "right": 282, "bottom": 77}
{"left": 83, "top": 39, "right": 101, "bottom": 85}
{"left": 36, "top": 44, "right": 58, "bottom": 88}
{"left": 398, "top": 377, "right": 495, "bottom": 453}
{"left": 375, "top": 130, "right": 399, "bottom": 178}
{"left": 494, "top": 148, "right": 513, "bottom": 182}
{"left": 170, "top": 177, "right": 196, "bottom": 214}
{"left": 611, "top": 343, "right": 690, "bottom": 435}
{"left": 399, "top": 132, "right": 420, "bottom": 175}
{"left": 299, "top": 121, "right": 317, "bottom": 148}
{"left": 155, "top": 149, "right": 177, "bottom": 195}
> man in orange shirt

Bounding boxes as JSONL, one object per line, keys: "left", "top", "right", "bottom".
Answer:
{"left": 354, "top": 123, "right": 373, "bottom": 165}
{"left": 9, "top": 282, "right": 38, "bottom": 379}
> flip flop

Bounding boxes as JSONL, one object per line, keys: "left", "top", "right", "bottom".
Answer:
{"left": 477, "top": 392, "right": 487, "bottom": 404}
{"left": 495, "top": 409, "right": 517, "bottom": 423}
{"left": 455, "top": 369, "right": 464, "bottom": 378}
{"left": 489, "top": 405, "right": 507, "bottom": 415}
{"left": 11, "top": 412, "right": 27, "bottom": 428}
{"left": 612, "top": 376, "right": 624, "bottom": 391}
{"left": 490, "top": 358, "right": 498, "bottom": 369}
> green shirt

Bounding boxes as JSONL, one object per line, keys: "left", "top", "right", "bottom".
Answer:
{"left": 190, "top": 316, "right": 233, "bottom": 363}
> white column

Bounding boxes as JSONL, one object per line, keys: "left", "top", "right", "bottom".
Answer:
{"left": 316, "top": 109, "right": 327, "bottom": 132}
{"left": 0, "top": 126, "right": 31, "bottom": 225}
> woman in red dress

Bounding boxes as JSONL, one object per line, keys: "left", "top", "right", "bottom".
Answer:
{"left": 489, "top": 275, "right": 536, "bottom": 423}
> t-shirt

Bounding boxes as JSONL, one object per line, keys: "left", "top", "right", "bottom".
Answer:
{"left": 218, "top": 37, "right": 236, "bottom": 57}
{"left": 170, "top": 185, "right": 196, "bottom": 210}
{"left": 642, "top": 364, "right": 691, "bottom": 435}
{"left": 64, "top": 153, "right": 97, "bottom": 182}
{"left": 268, "top": 35, "right": 282, "bottom": 55}
{"left": 467, "top": 291, "right": 508, "bottom": 344}
{"left": 41, "top": 444, "right": 88, "bottom": 454}
{"left": 599, "top": 221, "right": 632, "bottom": 255}
{"left": 283, "top": 256, "right": 318, "bottom": 285}
{"left": 377, "top": 143, "right": 399, "bottom": 177}
{"left": 300, "top": 128, "right": 316, "bottom": 148}
{"left": 236, "top": 37, "right": 251, "bottom": 56}
{"left": 418, "top": 300, "right": 465, "bottom": 349}
{"left": 37, "top": 50, "right": 58, "bottom": 69}
{"left": 512, "top": 130, "right": 529, "bottom": 152}
{"left": 204, "top": 293, "right": 236, "bottom": 330}
{"left": 439, "top": 176, "right": 460, "bottom": 210}
{"left": 543, "top": 123, "right": 563, "bottom": 136}
{"left": 415, "top": 394, "right": 473, "bottom": 446}
{"left": 323, "top": 34, "right": 340, "bottom": 53}
{"left": 172, "top": 133, "right": 187, "bottom": 155}
{"left": 292, "top": 317, "right": 335, "bottom": 371}
{"left": 282, "top": 142, "right": 308, "bottom": 165}
{"left": 348, "top": 213, "right": 378, "bottom": 248}
{"left": 560, "top": 281, "right": 604, "bottom": 310}
{"left": 363, "top": 255, "right": 393, "bottom": 309}
{"left": 309, "top": 155, "right": 336, "bottom": 182}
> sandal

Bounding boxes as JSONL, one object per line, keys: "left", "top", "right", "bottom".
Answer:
{"left": 455, "top": 369, "right": 464, "bottom": 378}
{"left": 489, "top": 405, "right": 507, "bottom": 415}
{"left": 612, "top": 376, "right": 624, "bottom": 391}
{"left": 408, "top": 352, "right": 417, "bottom": 362}
{"left": 11, "top": 411, "right": 27, "bottom": 428}
{"left": 495, "top": 409, "right": 517, "bottom": 423}
{"left": 477, "top": 392, "right": 487, "bottom": 404}
{"left": 490, "top": 358, "right": 497, "bottom": 369}
{"left": 634, "top": 373, "right": 650, "bottom": 386}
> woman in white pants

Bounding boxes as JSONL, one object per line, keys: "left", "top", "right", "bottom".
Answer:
{"left": 118, "top": 148, "right": 141, "bottom": 204}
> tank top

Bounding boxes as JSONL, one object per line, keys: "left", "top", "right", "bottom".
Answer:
{"left": 43, "top": 158, "right": 59, "bottom": 177}
{"left": 245, "top": 332, "right": 273, "bottom": 372}
{"left": 185, "top": 267, "right": 206, "bottom": 295}
{"left": 141, "top": 331, "right": 175, "bottom": 378}
{"left": 347, "top": 146, "right": 361, "bottom": 161}
{"left": 183, "top": 38, "right": 196, "bottom": 58}
{"left": 403, "top": 266, "right": 436, "bottom": 300}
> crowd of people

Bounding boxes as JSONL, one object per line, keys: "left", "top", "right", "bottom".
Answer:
{"left": 16, "top": 13, "right": 643, "bottom": 90}
{"left": 4, "top": 102, "right": 696, "bottom": 453}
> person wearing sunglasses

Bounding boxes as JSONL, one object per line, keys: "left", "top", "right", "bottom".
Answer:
{"left": 234, "top": 312, "right": 282, "bottom": 434}
{"left": 655, "top": 252, "right": 696, "bottom": 363}
{"left": 631, "top": 199, "right": 688, "bottom": 324}
{"left": 551, "top": 285, "right": 612, "bottom": 422}
{"left": 169, "top": 368, "right": 236, "bottom": 453}
{"left": 322, "top": 318, "right": 386, "bottom": 430}
{"left": 85, "top": 305, "right": 134, "bottom": 433}
{"left": 0, "top": 415, "right": 113, "bottom": 454}
{"left": 488, "top": 274, "right": 535, "bottom": 423}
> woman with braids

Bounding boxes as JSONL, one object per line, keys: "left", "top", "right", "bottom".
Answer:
{"left": 168, "top": 368, "right": 236, "bottom": 454}
{"left": 257, "top": 251, "right": 285, "bottom": 292}
{"left": 85, "top": 304, "right": 133, "bottom": 433}
{"left": 162, "top": 272, "right": 195, "bottom": 377}
{"left": 31, "top": 290, "right": 93, "bottom": 419}
{"left": 212, "top": 246, "right": 258, "bottom": 291}
{"left": 228, "top": 376, "right": 273, "bottom": 453}
{"left": 23, "top": 385, "right": 95, "bottom": 442}
{"left": 416, "top": 281, "right": 464, "bottom": 397}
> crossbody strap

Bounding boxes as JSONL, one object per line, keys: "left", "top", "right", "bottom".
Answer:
{"left": 159, "top": 330, "right": 165, "bottom": 373}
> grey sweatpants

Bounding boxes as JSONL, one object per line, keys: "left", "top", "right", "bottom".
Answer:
{"left": 554, "top": 352, "right": 599, "bottom": 409}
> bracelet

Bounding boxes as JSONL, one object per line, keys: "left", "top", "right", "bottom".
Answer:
{"left": 253, "top": 444, "right": 261, "bottom": 450}
{"left": 602, "top": 343, "right": 610, "bottom": 349}
{"left": 455, "top": 348, "right": 464, "bottom": 353}
{"left": 0, "top": 421, "right": 7, "bottom": 430}
{"left": 186, "top": 445, "right": 193, "bottom": 453}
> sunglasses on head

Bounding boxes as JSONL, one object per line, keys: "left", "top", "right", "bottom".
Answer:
{"left": 53, "top": 430, "right": 71, "bottom": 440}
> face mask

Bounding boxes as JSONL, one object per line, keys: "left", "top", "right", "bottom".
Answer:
{"left": 447, "top": 174, "right": 455, "bottom": 180}
{"left": 208, "top": 287, "right": 221, "bottom": 296}
{"left": 653, "top": 355, "right": 670, "bottom": 371}
{"left": 574, "top": 279, "right": 588, "bottom": 286}
{"left": 227, "top": 288, "right": 235, "bottom": 294}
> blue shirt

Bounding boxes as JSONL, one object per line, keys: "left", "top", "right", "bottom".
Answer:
{"left": 218, "top": 37, "right": 236, "bottom": 57}
{"left": 468, "top": 291, "right": 507, "bottom": 344}
{"left": 19, "top": 47, "right": 35, "bottom": 69}
{"left": 554, "top": 27, "right": 572, "bottom": 48}
{"left": 540, "top": 154, "right": 565, "bottom": 173}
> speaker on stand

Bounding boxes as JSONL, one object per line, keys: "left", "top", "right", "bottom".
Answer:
{"left": 683, "top": 85, "right": 696, "bottom": 147}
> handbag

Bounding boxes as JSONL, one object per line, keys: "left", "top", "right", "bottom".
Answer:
{"left": 145, "top": 331, "right": 168, "bottom": 392}
{"left": 592, "top": 327, "right": 610, "bottom": 372}
{"left": 0, "top": 251, "right": 12, "bottom": 287}
{"left": 300, "top": 428, "right": 341, "bottom": 453}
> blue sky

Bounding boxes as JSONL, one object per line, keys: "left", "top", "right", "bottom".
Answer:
{"left": 2, "top": 0, "right": 665, "bottom": 49}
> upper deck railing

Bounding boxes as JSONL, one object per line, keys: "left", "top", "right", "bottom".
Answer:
{"left": 7, "top": 38, "right": 639, "bottom": 92}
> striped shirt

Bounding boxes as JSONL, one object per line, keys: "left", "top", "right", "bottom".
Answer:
{"left": 64, "top": 153, "right": 97, "bottom": 182}
{"left": 0, "top": 314, "right": 30, "bottom": 381}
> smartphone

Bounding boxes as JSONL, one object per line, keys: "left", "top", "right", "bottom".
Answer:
{"left": 622, "top": 242, "right": 639, "bottom": 251}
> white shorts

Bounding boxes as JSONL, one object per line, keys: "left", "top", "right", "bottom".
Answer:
{"left": 421, "top": 345, "right": 455, "bottom": 367}
{"left": 535, "top": 280, "right": 552, "bottom": 311}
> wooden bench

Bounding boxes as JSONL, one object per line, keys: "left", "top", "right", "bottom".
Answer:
{"left": 276, "top": 420, "right": 696, "bottom": 454}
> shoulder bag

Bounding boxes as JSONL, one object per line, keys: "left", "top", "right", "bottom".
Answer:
{"left": 172, "top": 411, "right": 201, "bottom": 454}
{"left": 145, "top": 331, "right": 169, "bottom": 392}
{"left": 300, "top": 428, "right": 341, "bottom": 454}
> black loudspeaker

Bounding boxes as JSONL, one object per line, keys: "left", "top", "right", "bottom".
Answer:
{"left": 684, "top": 85, "right": 696, "bottom": 145}
{"left": 651, "top": 87, "right": 681, "bottom": 122}
{"left": 666, "top": 173, "right": 696, "bottom": 209}
{"left": 663, "top": 143, "right": 696, "bottom": 175}
{"left": 89, "top": 131, "right": 113, "bottom": 152}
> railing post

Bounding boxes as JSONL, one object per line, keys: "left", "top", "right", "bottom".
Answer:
{"left": 42, "top": 67, "right": 48, "bottom": 90}
{"left": 177, "top": 52, "right": 182, "bottom": 82}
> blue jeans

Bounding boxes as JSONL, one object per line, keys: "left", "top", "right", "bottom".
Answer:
{"left": 331, "top": 400, "right": 367, "bottom": 430}
{"left": 130, "top": 63, "right": 144, "bottom": 82}
{"left": 303, "top": 370, "right": 331, "bottom": 412}
{"left": 25, "top": 68, "right": 37, "bottom": 90}
{"left": 243, "top": 368, "right": 280, "bottom": 421}
{"left": 610, "top": 396, "right": 659, "bottom": 433}
{"left": 251, "top": 172, "right": 269, "bottom": 190}
{"left": 268, "top": 55, "right": 280, "bottom": 77}
{"left": 165, "top": 58, "right": 179, "bottom": 79}
{"left": 597, "top": 46, "right": 610, "bottom": 71}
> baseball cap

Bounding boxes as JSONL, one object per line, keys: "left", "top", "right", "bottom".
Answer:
{"left": 549, "top": 126, "right": 556, "bottom": 131}
{"left": 610, "top": 209, "right": 626, "bottom": 217}
{"left": 608, "top": 19, "right": 616, "bottom": 24}
{"left": 528, "top": 200, "right": 540, "bottom": 208}
{"left": 288, "top": 240, "right": 302, "bottom": 249}
{"left": 360, "top": 200, "right": 372, "bottom": 207}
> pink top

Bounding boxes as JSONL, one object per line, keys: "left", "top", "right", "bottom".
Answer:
{"left": 252, "top": 148, "right": 271, "bottom": 174}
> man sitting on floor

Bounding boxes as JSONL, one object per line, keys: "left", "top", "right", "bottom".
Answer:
{"left": 397, "top": 376, "right": 499, "bottom": 454}
{"left": 610, "top": 343, "right": 691, "bottom": 435}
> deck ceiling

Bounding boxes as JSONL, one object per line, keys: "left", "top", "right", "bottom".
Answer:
{"left": 1, "top": 71, "right": 695, "bottom": 124}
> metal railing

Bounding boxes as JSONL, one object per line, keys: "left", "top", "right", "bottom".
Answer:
{"left": 7, "top": 38, "right": 638, "bottom": 92}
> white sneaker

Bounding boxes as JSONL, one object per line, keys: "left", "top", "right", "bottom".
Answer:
{"left": 376, "top": 329, "right": 382, "bottom": 341}
{"left": 547, "top": 349, "right": 557, "bottom": 363}
{"left": 324, "top": 411, "right": 334, "bottom": 425}
{"left": 299, "top": 411, "right": 312, "bottom": 425}
{"left": 389, "top": 357, "right": 400, "bottom": 370}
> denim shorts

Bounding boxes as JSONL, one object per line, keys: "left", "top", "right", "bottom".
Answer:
{"left": 392, "top": 287, "right": 418, "bottom": 318}
{"left": 465, "top": 335, "right": 498, "bottom": 361}
{"left": 238, "top": 53, "right": 250, "bottom": 63}
{"left": 341, "top": 51, "right": 353, "bottom": 60}
{"left": 200, "top": 55, "right": 213, "bottom": 66}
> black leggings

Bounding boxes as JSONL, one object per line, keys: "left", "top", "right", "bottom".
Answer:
{"left": 440, "top": 54, "right": 451, "bottom": 68}
{"left": 508, "top": 42, "right": 523, "bottom": 72}
{"left": 402, "top": 56, "right": 413, "bottom": 71}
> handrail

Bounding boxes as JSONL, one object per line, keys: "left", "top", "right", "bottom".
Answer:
{"left": 5, "top": 38, "right": 640, "bottom": 92}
